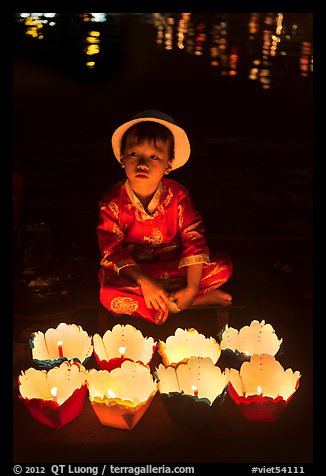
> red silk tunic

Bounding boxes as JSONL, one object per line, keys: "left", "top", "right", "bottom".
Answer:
{"left": 97, "top": 177, "right": 233, "bottom": 323}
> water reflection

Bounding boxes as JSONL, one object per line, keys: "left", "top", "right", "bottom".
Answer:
{"left": 152, "top": 12, "right": 313, "bottom": 89}
{"left": 14, "top": 12, "right": 313, "bottom": 89}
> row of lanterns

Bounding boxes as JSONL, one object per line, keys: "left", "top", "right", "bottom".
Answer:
{"left": 17, "top": 321, "right": 301, "bottom": 430}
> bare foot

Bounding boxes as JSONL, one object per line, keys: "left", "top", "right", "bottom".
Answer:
{"left": 192, "top": 289, "right": 232, "bottom": 306}
{"left": 213, "top": 289, "right": 232, "bottom": 302}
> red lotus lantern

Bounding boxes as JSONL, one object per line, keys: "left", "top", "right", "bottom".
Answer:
{"left": 93, "top": 324, "right": 156, "bottom": 371}
{"left": 18, "top": 361, "right": 88, "bottom": 429}
{"left": 228, "top": 354, "right": 301, "bottom": 421}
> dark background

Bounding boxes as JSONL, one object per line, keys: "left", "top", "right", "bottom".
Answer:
{"left": 12, "top": 12, "right": 314, "bottom": 469}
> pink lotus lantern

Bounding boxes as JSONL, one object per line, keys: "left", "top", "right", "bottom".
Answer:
{"left": 18, "top": 361, "right": 88, "bottom": 429}
{"left": 228, "top": 354, "right": 301, "bottom": 421}
{"left": 87, "top": 360, "right": 158, "bottom": 430}
{"left": 158, "top": 328, "right": 221, "bottom": 368}
{"left": 155, "top": 357, "right": 229, "bottom": 427}
{"left": 218, "top": 320, "right": 283, "bottom": 370}
{"left": 93, "top": 324, "right": 156, "bottom": 371}
{"left": 29, "top": 322, "right": 93, "bottom": 369}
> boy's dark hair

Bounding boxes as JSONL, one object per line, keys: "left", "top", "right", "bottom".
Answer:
{"left": 120, "top": 121, "right": 175, "bottom": 160}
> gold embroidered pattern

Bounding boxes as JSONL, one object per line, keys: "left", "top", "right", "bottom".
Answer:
{"left": 108, "top": 201, "right": 119, "bottom": 219}
{"left": 144, "top": 228, "right": 163, "bottom": 245}
{"left": 179, "top": 253, "right": 210, "bottom": 268}
{"left": 162, "top": 186, "right": 173, "bottom": 208}
{"left": 114, "top": 260, "right": 138, "bottom": 274}
{"left": 134, "top": 208, "right": 158, "bottom": 222}
{"left": 202, "top": 264, "right": 227, "bottom": 280}
{"left": 203, "top": 279, "right": 227, "bottom": 294}
{"left": 110, "top": 297, "right": 138, "bottom": 314}
{"left": 185, "top": 230, "right": 203, "bottom": 240}
{"left": 100, "top": 250, "right": 112, "bottom": 269}
{"left": 177, "top": 204, "right": 183, "bottom": 229}
{"left": 183, "top": 221, "right": 202, "bottom": 234}
{"left": 113, "top": 223, "right": 124, "bottom": 240}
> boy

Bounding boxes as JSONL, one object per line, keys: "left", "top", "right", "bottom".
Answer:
{"left": 97, "top": 110, "right": 233, "bottom": 324}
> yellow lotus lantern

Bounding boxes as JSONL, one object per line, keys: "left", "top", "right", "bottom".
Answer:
{"left": 218, "top": 320, "right": 283, "bottom": 369}
{"left": 155, "top": 356, "right": 229, "bottom": 427}
{"left": 87, "top": 360, "right": 158, "bottom": 429}
{"left": 29, "top": 322, "right": 93, "bottom": 369}
{"left": 93, "top": 324, "right": 156, "bottom": 371}
{"left": 158, "top": 328, "right": 221, "bottom": 367}
{"left": 228, "top": 354, "right": 301, "bottom": 421}
{"left": 18, "top": 361, "right": 88, "bottom": 429}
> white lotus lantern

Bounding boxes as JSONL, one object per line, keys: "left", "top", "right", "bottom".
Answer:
{"left": 87, "top": 360, "right": 158, "bottom": 429}
{"left": 228, "top": 354, "right": 301, "bottom": 421}
{"left": 155, "top": 356, "right": 229, "bottom": 427}
{"left": 93, "top": 324, "right": 156, "bottom": 371}
{"left": 158, "top": 328, "right": 221, "bottom": 367}
{"left": 18, "top": 361, "right": 88, "bottom": 429}
{"left": 218, "top": 320, "right": 283, "bottom": 369}
{"left": 29, "top": 322, "right": 93, "bottom": 369}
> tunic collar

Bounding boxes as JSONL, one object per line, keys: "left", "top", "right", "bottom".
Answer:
{"left": 125, "top": 180, "right": 163, "bottom": 215}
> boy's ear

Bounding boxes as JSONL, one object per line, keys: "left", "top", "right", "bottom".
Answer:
{"left": 165, "top": 160, "right": 173, "bottom": 175}
{"left": 120, "top": 157, "right": 125, "bottom": 168}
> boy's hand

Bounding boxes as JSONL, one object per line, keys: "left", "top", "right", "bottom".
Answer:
{"left": 169, "top": 285, "right": 198, "bottom": 311}
{"left": 138, "top": 275, "right": 170, "bottom": 312}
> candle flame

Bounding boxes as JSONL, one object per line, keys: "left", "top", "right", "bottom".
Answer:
{"left": 244, "top": 350, "right": 250, "bottom": 356}
{"left": 51, "top": 387, "right": 58, "bottom": 398}
{"left": 119, "top": 346, "right": 127, "bottom": 355}
{"left": 57, "top": 340, "right": 63, "bottom": 346}
{"left": 107, "top": 389, "right": 117, "bottom": 399}
{"left": 191, "top": 385, "right": 198, "bottom": 396}
{"left": 257, "top": 385, "right": 262, "bottom": 395}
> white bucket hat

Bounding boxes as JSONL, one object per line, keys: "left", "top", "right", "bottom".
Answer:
{"left": 111, "top": 110, "right": 191, "bottom": 170}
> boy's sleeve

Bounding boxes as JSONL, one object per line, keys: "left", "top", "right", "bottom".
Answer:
{"left": 97, "top": 200, "right": 138, "bottom": 275}
{"left": 177, "top": 191, "right": 210, "bottom": 268}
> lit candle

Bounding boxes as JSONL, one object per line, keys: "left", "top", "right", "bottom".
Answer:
{"left": 257, "top": 385, "right": 262, "bottom": 395}
{"left": 57, "top": 341, "right": 64, "bottom": 358}
{"left": 51, "top": 386, "right": 58, "bottom": 402}
{"left": 191, "top": 385, "right": 199, "bottom": 397}
{"left": 107, "top": 389, "right": 117, "bottom": 399}
{"left": 119, "top": 346, "right": 126, "bottom": 355}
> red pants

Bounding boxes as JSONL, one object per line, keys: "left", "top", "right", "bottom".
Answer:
{"left": 99, "top": 252, "right": 233, "bottom": 324}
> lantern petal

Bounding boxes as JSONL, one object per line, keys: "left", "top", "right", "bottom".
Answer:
{"left": 155, "top": 364, "right": 180, "bottom": 394}
{"left": 94, "top": 324, "right": 156, "bottom": 369}
{"left": 219, "top": 325, "right": 239, "bottom": 351}
{"left": 92, "top": 334, "right": 108, "bottom": 361}
{"left": 158, "top": 328, "right": 221, "bottom": 367}
{"left": 228, "top": 368, "right": 245, "bottom": 396}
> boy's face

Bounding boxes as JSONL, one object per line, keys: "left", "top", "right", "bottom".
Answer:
{"left": 120, "top": 134, "right": 173, "bottom": 192}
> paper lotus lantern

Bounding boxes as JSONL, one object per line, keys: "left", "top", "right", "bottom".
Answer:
{"left": 218, "top": 320, "right": 283, "bottom": 370}
{"left": 155, "top": 356, "right": 229, "bottom": 427}
{"left": 29, "top": 322, "right": 93, "bottom": 369}
{"left": 228, "top": 354, "right": 301, "bottom": 421}
{"left": 18, "top": 361, "right": 88, "bottom": 429}
{"left": 87, "top": 360, "right": 158, "bottom": 429}
{"left": 93, "top": 324, "right": 156, "bottom": 371}
{"left": 158, "top": 328, "right": 221, "bottom": 367}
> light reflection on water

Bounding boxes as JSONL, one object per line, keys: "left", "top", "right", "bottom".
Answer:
{"left": 14, "top": 12, "right": 313, "bottom": 90}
